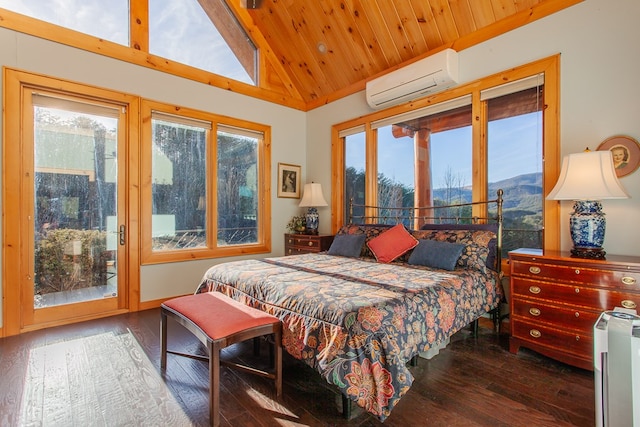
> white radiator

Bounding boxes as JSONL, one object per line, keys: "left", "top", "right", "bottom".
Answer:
{"left": 594, "top": 309, "right": 640, "bottom": 427}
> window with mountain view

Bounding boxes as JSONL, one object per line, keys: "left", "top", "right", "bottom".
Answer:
{"left": 335, "top": 65, "right": 553, "bottom": 257}
{"left": 376, "top": 124, "right": 415, "bottom": 221}
{"left": 371, "top": 101, "right": 473, "bottom": 226}
{"left": 486, "top": 77, "right": 544, "bottom": 254}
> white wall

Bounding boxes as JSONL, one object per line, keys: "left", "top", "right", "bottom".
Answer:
{"left": 307, "top": 0, "right": 640, "bottom": 257}
{"left": 0, "top": 28, "right": 306, "bottom": 322}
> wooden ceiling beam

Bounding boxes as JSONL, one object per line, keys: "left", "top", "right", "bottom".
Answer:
{"left": 198, "top": 0, "right": 257, "bottom": 82}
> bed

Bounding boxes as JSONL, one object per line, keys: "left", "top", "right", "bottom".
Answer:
{"left": 196, "top": 191, "right": 505, "bottom": 421}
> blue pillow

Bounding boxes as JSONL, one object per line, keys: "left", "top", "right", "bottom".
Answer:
{"left": 327, "top": 234, "right": 366, "bottom": 258}
{"left": 408, "top": 239, "right": 465, "bottom": 270}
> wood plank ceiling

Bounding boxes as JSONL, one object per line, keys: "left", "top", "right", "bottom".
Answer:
{"left": 224, "top": 0, "right": 581, "bottom": 110}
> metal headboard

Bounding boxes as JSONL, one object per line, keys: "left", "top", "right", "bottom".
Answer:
{"left": 348, "top": 189, "right": 504, "bottom": 273}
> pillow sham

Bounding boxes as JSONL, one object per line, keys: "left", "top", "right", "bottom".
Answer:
{"left": 408, "top": 239, "right": 465, "bottom": 270}
{"left": 367, "top": 224, "right": 418, "bottom": 263}
{"left": 419, "top": 223, "right": 498, "bottom": 270}
{"left": 327, "top": 234, "right": 366, "bottom": 258}
{"left": 411, "top": 229, "right": 495, "bottom": 272}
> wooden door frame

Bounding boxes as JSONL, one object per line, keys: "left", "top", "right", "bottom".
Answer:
{"left": 2, "top": 68, "right": 140, "bottom": 336}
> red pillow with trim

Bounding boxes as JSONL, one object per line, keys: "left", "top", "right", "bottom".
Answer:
{"left": 366, "top": 224, "right": 418, "bottom": 263}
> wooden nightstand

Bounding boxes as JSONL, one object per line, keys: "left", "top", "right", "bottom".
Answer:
{"left": 508, "top": 249, "right": 640, "bottom": 370}
{"left": 284, "top": 233, "right": 334, "bottom": 255}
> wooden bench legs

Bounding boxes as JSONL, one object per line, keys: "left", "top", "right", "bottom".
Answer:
{"left": 160, "top": 292, "right": 282, "bottom": 427}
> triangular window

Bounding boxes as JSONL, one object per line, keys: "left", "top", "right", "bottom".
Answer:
{"left": 0, "top": 0, "right": 257, "bottom": 85}
{"left": 0, "top": 0, "right": 128, "bottom": 45}
{"left": 149, "top": 0, "right": 256, "bottom": 85}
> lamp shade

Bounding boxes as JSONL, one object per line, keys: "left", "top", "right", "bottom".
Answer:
{"left": 299, "top": 183, "right": 328, "bottom": 207}
{"left": 547, "top": 151, "right": 629, "bottom": 201}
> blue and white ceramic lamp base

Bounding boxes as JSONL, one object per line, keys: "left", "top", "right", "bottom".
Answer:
{"left": 569, "top": 200, "right": 607, "bottom": 259}
{"left": 305, "top": 207, "right": 320, "bottom": 235}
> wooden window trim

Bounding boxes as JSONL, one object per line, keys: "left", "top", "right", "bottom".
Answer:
{"left": 331, "top": 55, "right": 560, "bottom": 251}
{"left": 140, "top": 100, "right": 271, "bottom": 265}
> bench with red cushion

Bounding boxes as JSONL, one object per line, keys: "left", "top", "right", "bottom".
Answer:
{"left": 160, "top": 291, "right": 282, "bottom": 427}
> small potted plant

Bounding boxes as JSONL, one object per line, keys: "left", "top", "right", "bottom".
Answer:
{"left": 286, "top": 215, "right": 306, "bottom": 233}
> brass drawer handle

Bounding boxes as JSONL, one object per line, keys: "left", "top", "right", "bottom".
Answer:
{"left": 529, "top": 286, "right": 541, "bottom": 294}
{"left": 529, "top": 307, "right": 541, "bottom": 316}
{"left": 529, "top": 329, "right": 541, "bottom": 338}
{"left": 308, "top": 241, "right": 313, "bottom": 247}
{"left": 575, "top": 269, "right": 580, "bottom": 275}
{"left": 621, "top": 300, "right": 637, "bottom": 310}
{"left": 622, "top": 276, "right": 637, "bottom": 285}
{"left": 288, "top": 239, "right": 293, "bottom": 244}
{"left": 529, "top": 266, "right": 541, "bottom": 274}
{"left": 575, "top": 312, "right": 580, "bottom": 318}
{"left": 575, "top": 335, "right": 580, "bottom": 341}
{"left": 288, "top": 249, "right": 292, "bottom": 254}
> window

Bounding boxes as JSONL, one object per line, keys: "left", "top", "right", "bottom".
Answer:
{"left": 149, "top": 0, "right": 256, "bottom": 84}
{"left": 0, "top": 0, "right": 257, "bottom": 86}
{"left": 376, "top": 124, "right": 415, "bottom": 221}
{"left": 340, "top": 127, "right": 366, "bottom": 222}
{"left": 371, "top": 99, "right": 474, "bottom": 226}
{"left": 332, "top": 56, "right": 560, "bottom": 257}
{"left": 0, "top": 0, "right": 129, "bottom": 45}
{"left": 216, "top": 126, "right": 261, "bottom": 245}
{"left": 141, "top": 101, "right": 270, "bottom": 264}
{"left": 150, "top": 112, "right": 210, "bottom": 251}
{"left": 484, "top": 75, "right": 545, "bottom": 254}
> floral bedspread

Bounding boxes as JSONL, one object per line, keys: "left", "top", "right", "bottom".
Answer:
{"left": 197, "top": 253, "right": 502, "bottom": 421}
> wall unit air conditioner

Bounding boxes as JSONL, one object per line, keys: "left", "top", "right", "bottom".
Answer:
{"left": 594, "top": 309, "right": 640, "bottom": 427}
{"left": 365, "top": 48, "right": 459, "bottom": 109}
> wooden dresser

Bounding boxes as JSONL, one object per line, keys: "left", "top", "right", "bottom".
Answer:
{"left": 284, "top": 233, "right": 334, "bottom": 255}
{"left": 509, "top": 249, "right": 640, "bottom": 370}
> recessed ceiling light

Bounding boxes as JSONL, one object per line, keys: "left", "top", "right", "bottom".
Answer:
{"left": 317, "top": 42, "right": 327, "bottom": 54}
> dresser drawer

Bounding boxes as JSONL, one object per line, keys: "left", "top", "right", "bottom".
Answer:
{"left": 286, "top": 246, "right": 310, "bottom": 255}
{"left": 512, "top": 277, "right": 640, "bottom": 311}
{"left": 511, "top": 259, "right": 640, "bottom": 289}
{"left": 511, "top": 318, "right": 593, "bottom": 359}
{"left": 284, "top": 234, "right": 334, "bottom": 255}
{"left": 287, "top": 235, "right": 323, "bottom": 250}
{"left": 511, "top": 298, "right": 600, "bottom": 333}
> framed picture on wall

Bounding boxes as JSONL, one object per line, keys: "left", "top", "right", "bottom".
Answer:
{"left": 597, "top": 135, "right": 640, "bottom": 178}
{"left": 277, "top": 163, "right": 301, "bottom": 198}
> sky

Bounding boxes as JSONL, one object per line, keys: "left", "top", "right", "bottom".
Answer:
{"left": 0, "top": 0, "right": 252, "bottom": 83}
{"left": 348, "top": 113, "right": 542, "bottom": 189}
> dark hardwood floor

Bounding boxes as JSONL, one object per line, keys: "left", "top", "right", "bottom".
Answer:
{"left": 0, "top": 310, "right": 595, "bottom": 426}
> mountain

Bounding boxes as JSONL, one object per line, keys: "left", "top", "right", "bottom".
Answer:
{"left": 433, "top": 172, "right": 543, "bottom": 214}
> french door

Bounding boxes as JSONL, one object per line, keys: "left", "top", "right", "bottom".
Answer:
{"left": 3, "top": 70, "right": 137, "bottom": 333}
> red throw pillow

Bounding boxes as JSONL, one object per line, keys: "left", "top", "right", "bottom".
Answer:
{"left": 366, "top": 224, "right": 418, "bottom": 263}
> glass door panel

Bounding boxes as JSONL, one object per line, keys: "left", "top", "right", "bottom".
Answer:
{"left": 30, "top": 94, "right": 124, "bottom": 322}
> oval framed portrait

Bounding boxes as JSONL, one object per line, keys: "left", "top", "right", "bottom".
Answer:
{"left": 597, "top": 135, "right": 640, "bottom": 178}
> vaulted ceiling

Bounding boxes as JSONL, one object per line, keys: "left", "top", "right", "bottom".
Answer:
{"left": 224, "top": 0, "right": 581, "bottom": 110}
